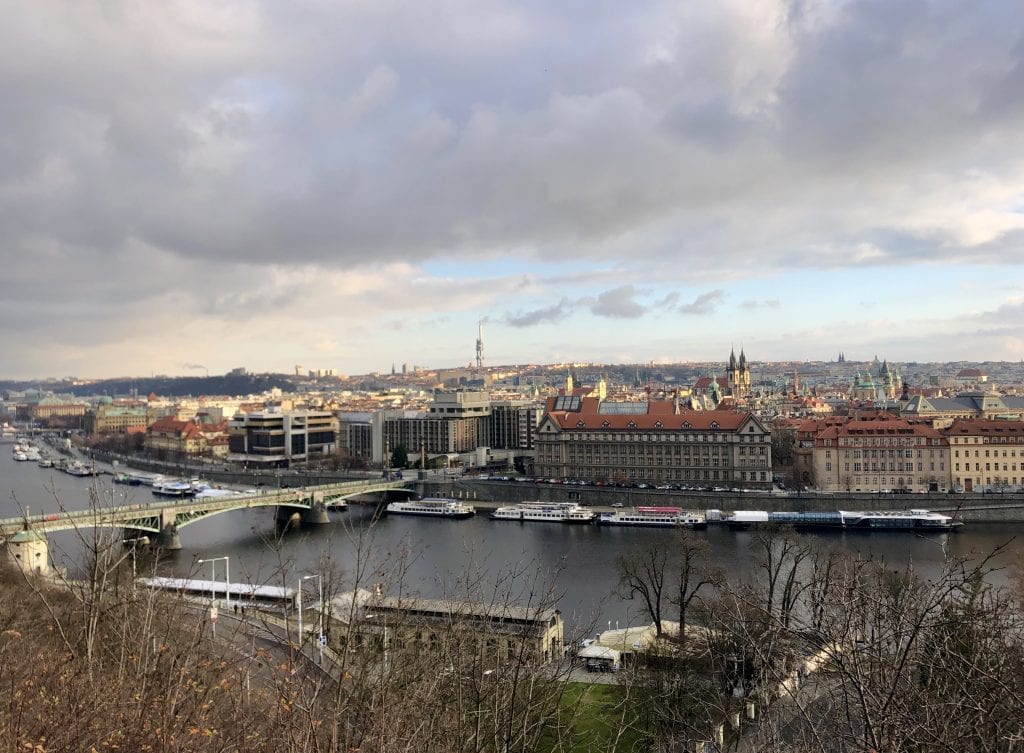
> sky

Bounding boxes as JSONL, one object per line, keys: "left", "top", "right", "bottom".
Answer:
{"left": 2, "top": 0, "right": 1024, "bottom": 380}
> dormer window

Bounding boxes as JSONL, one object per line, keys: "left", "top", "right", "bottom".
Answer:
{"left": 654, "top": 421, "right": 664, "bottom": 429}
{"left": 710, "top": 421, "right": 719, "bottom": 429}
{"left": 627, "top": 421, "right": 637, "bottom": 429}
{"left": 576, "top": 420, "right": 586, "bottom": 429}
{"left": 682, "top": 421, "right": 692, "bottom": 429}
{"left": 602, "top": 421, "right": 610, "bottom": 428}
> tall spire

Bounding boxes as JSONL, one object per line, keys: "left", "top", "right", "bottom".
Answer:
{"left": 475, "top": 320, "right": 484, "bottom": 369}
{"left": 728, "top": 347, "right": 737, "bottom": 370}
{"left": 738, "top": 348, "right": 746, "bottom": 370}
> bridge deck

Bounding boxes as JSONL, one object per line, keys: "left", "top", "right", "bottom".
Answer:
{"left": 1, "top": 478, "right": 412, "bottom": 538}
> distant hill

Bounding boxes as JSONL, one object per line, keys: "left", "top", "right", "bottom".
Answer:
{"left": 0, "top": 373, "right": 296, "bottom": 399}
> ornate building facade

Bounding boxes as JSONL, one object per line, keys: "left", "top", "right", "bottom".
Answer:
{"left": 534, "top": 394, "right": 771, "bottom": 487}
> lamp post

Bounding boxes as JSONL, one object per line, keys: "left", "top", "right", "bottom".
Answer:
{"left": 197, "top": 556, "right": 230, "bottom": 607}
{"left": 121, "top": 536, "right": 149, "bottom": 591}
{"left": 297, "top": 573, "right": 322, "bottom": 660}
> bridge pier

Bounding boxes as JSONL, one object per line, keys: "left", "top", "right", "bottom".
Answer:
{"left": 302, "top": 492, "right": 330, "bottom": 525}
{"left": 154, "top": 523, "right": 182, "bottom": 550}
{"left": 4, "top": 529, "right": 50, "bottom": 576}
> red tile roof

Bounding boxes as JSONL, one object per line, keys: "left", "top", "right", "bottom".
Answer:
{"left": 543, "top": 398, "right": 756, "bottom": 431}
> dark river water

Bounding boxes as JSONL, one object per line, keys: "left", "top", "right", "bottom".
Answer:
{"left": 4, "top": 448, "right": 1023, "bottom": 638}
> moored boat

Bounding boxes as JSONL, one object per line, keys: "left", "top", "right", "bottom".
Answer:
{"left": 490, "top": 501, "right": 595, "bottom": 524}
{"left": 385, "top": 497, "right": 475, "bottom": 518}
{"left": 598, "top": 506, "right": 706, "bottom": 528}
{"left": 64, "top": 460, "right": 97, "bottom": 476}
{"left": 724, "top": 508, "right": 959, "bottom": 532}
{"left": 152, "top": 479, "right": 197, "bottom": 497}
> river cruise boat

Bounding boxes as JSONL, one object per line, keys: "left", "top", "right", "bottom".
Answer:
{"left": 152, "top": 479, "right": 200, "bottom": 497}
{"left": 64, "top": 460, "right": 97, "bottom": 476}
{"left": 597, "top": 506, "right": 707, "bottom": 529}
{"left": 114, "top": 471, "right": 164, "bottom": 486}
{"left": 385, "top": 497, "right": 475, "bottom": 519}
{"left": 725, "top": 508, "right": 959, "bottom": 532}
{"left": 490, "top": 501, "right": 595, "bottom": 524}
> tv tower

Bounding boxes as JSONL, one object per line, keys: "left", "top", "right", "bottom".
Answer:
{"left": 475, "top": 320, "right": 484, "bottom": 369}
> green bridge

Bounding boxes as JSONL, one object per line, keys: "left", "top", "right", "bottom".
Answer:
{"left": 1, "top": 478, "right": 414, "bottom": 575}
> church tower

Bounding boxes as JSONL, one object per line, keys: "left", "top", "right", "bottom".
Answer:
{"left": 726, "top": 348, "right": 751, "bottom": 398}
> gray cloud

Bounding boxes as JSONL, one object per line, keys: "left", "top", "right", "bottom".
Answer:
{"left": 740, "top": 299, "right": 781, "bottom": 311}
{"left": 3, "top": 1, "right": 1024, "bottom": 375}
{"left": 503, "top": 299, "right": 574, "bottom": 328}
{"left": 583, "top": 285, "right": 647, "bottom": 319}
{"left": 678, "top": 290, "right": 725, "bottom": 315}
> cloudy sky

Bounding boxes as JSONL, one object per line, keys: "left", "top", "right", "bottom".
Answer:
{"left": 2, "top": 0, "right": 1024, "bottom": 380}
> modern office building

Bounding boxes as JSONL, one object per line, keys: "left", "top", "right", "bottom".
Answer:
{"left": 228, "top": 410, "right": 338, "bottom": 467}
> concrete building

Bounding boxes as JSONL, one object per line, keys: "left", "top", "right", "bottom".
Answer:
{"left": 373, "top": 390, "right": 524, "bottom": 465}
{"left": 228, "top": 410, "right": 338, "bottom": 467}
{"left": 338, "top": 412, "right": 374, "bottom": 462}
{"left": 485, "top": 400, "right": 543, "bottom": 450}
{"left": 533, "top": 394, "right": 771, "bottom": 488}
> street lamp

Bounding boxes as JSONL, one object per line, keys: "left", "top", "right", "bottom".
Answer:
{"left": 121, "top": 536, "right": 149, "bottom": 589}
{"left": 197, "top": 556, "right": 231, "bottom": 607}
{"left": 297, "top": 573, "right": 323, "bottom": 660}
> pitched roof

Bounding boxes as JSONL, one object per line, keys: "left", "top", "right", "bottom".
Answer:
{"left": 543, "top": 399, "right": 757, "bottom": 431}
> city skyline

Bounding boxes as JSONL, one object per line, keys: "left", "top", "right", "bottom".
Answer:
{"left": 2, "top": 1, "right": 1024, "bottom": 380}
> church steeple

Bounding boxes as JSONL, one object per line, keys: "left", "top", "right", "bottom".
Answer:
{"left": 738, "top": 348, "right": 746, "bottom": 370}
{"left": 728, "top": 348, "right": 737, "bottom": 370}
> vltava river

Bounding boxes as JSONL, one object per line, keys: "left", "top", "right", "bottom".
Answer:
{"left": 3, "top": 449, "right": 1022, "bottom": 637}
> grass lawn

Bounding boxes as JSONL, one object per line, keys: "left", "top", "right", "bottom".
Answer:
{"left": 539, "top": 681, "right": 648, "bottom": 753}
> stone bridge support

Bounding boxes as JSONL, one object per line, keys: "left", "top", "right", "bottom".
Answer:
{"left": 155, "top": 510, "right": 182, "bottom": 550}
{"left": 301, "top": 491, "right": 330, "bottom": 525}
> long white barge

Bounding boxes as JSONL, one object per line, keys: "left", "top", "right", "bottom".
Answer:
{"left": 597, "top": 506, "right": 706, "bottom": 529}
{"left": 724, "top": 508, "right": 959, "bottom": 532}
{"left": 386, "top": 497, "right": 475, "bottom": 519}
{"left": 490, "top": 501, "right": 595, "bottom": 524}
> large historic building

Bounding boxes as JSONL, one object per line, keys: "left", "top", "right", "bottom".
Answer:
{"left": 811, "top": 414, "right": 949, "bottom": 493}
{"left": 533, "top": 393, "right": 771, "bottom": 487}
{"left": 946, "top": 419, "right": 1024, "bottom": 492}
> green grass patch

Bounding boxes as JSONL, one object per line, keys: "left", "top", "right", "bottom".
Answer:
{"left": 539, "top": 681, "right": 648, "bottom": 753}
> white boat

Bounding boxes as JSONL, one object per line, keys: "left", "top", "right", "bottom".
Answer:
{"left": 598, "top": 506, "right": 707, "bottom": 528}
{"left": 152, "top": 479, "right": 197, "bottom": 497}
{"left": 385, "top": 497, "right": 475, "bottom": 518}
{"left": 490, "top": 501, "right": 595, "bottom": 524}
{"left": 13, "top": 450, "right": 29, "bottom": 461}
{"left": 64, "top": 460, "right": 97, "bottom": 476}
{"left": 37, "top": 457, "right": 54, "bottom": 468}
